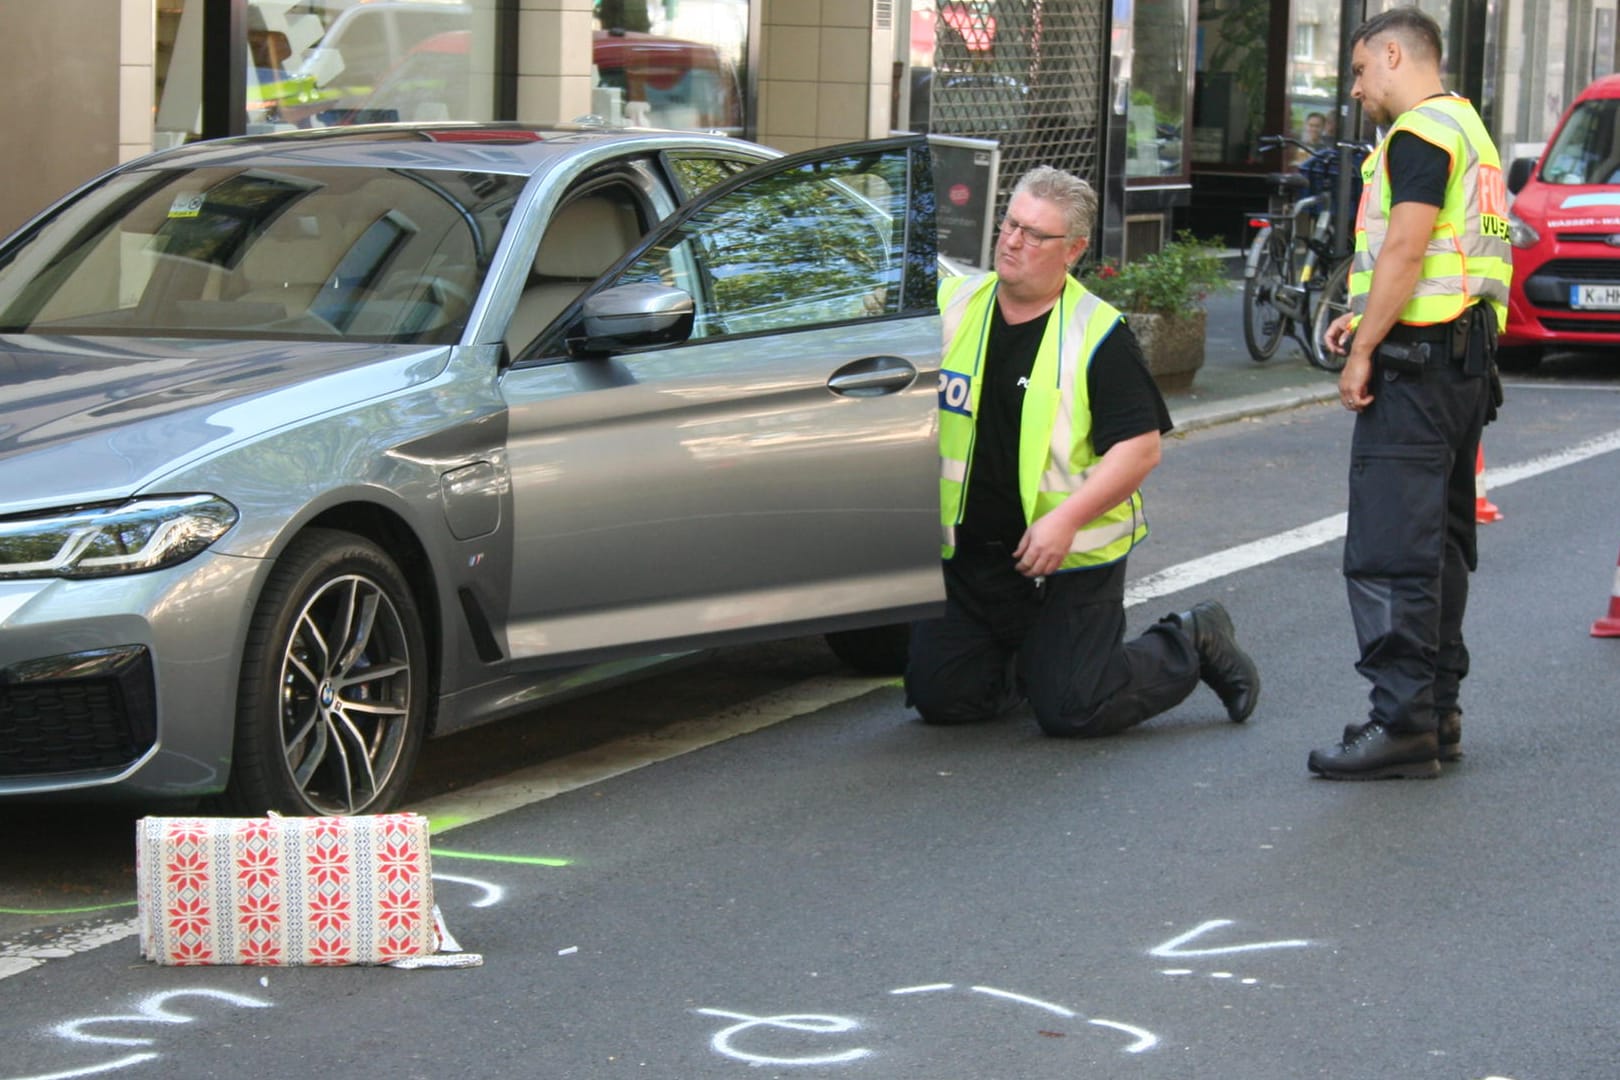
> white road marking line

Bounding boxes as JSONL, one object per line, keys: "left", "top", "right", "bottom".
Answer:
{"left": 1127, "top": 426, "right": 1620, "bottom": 608}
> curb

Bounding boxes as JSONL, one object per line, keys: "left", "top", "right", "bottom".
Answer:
{"left": 1169, "top": 383, "right": 1340, "bottom": 436}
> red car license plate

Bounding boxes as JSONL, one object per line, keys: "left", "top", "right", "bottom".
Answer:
{"left": 1571, "top": 283, "right": 1620, "bottom": 309}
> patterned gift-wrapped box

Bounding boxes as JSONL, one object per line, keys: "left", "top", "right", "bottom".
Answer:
{"left": 136, "top": 813, "right": 438, "bottom": 966}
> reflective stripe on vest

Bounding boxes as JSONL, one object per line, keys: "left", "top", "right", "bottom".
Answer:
{"left": 936, "top": 273, "right": 1148, "bottom": 570}
{"left": 1350, "top": 95, "right": 1512, "bottom": 330}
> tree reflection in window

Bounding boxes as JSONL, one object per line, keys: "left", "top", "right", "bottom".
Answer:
{"left": 614, "top": 149, "right": 910, "bottom": 339}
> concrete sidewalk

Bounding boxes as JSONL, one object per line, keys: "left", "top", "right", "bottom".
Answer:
{"left": 1156, "top": 259, "right": 1340, "bottom": 433}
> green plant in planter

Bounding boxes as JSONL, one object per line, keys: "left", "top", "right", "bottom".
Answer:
{"left": 1077, "top": 232, "right": 1227, "bottom": 316}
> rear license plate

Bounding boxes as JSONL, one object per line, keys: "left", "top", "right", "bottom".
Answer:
{"left": 1571, "top": 283, "right": 1620, "bottom": 309}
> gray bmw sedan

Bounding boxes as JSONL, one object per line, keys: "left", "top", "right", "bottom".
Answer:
{"left": 0, "top": 123, "right": 944, "bottom": 814}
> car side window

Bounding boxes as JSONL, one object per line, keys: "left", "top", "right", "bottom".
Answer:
{"left": 662, "top": 153, "right": 756, "bottom": 201}
{"left": 609, "top": 147, "right": 914, "bottom": 340}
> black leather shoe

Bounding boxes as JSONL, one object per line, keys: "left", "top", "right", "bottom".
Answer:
{"left": 1168, "top": 601, "right": 1259, "bottom": 722}
{"left": 1309, "top": 723, "right": 1440, "bottom": 780}
{"left": 1437, "top": 709, "right": 1462, "bottom": 762}
{"left": 1341, "top": 709, "right": 1462, "bottom": 762}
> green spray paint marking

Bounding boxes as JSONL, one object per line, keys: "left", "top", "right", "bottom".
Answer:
{"left": 432, "top": 849, "right": 572, "bottom": 868}
{"left": 0, "top": 900, "right": 137, "bottom": 916}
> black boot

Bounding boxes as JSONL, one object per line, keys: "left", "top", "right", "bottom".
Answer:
{"left": 1437, "top": 709, "right": 1462, "bottom": 762}
{"left": 1342, "top": 709, "right": 1462, "bottom": 761}
{"left": 1166, "top": 601, "right": 1259, "bottom": 722}
{"left": 1309, "top": 723, "right": 1440, "bottom": 780}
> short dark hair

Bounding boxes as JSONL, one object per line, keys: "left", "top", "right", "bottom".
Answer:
{"left": 1352, "top": 6, "right": 1443, "bottom": 63}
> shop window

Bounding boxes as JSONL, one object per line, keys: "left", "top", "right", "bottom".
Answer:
{"left": 592, "top": 1, "right": 748, "bottom": 137}
{"left": 1128, "top": 0, "right": 1193, "bottom": 179}
{"left": 154, "top": 0, "right": 502, "bottom": 146}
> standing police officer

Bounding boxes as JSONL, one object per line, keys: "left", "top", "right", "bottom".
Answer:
{"left": 905, "top": 166, "right": 1259, "bottom": 738}
{"left": 1310, "top": 7, "right": 1511, "bottom": 779}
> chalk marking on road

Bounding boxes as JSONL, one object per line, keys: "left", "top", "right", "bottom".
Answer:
{"left": 1088, "top": 1018, "right": 1160, "bottom": 1053}
{"left": 969, "top": 985, "right": 1077, "bottom": 1017}
{"left": 431, "top": 849, "right": 572, "bottom": 867}
{"left": 696, "top": 1008, "right": 873, "bottom": 1067}
{"left": 1149, "top": 919, "right": 1310, "bottom": 958}
{"left": 890, "top": 983, "right": 954, "bottom": 994}
{"left": 0, "top": 903, "right": 135, "bottom": 917}
{"left": 0, "top": 1055, "right": 158, "bottom": 1080}
{"left": 430, "top": 873, "right": 505, "bottom": 908}
{"left": 53, "top": 988, "right": 271, "bottom": 1047}
{"left": 3, "top": 990, "right": 272, "bottom": 1080}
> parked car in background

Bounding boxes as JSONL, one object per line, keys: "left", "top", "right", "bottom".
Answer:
{"left": 0, "top": 124, "right": 942, "bottom": 816}
{"left": 1502, "top": 73, "right": 1620, "bottom": 369}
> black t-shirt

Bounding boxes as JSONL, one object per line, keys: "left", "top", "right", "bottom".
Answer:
{"left": 1386, "top": 129, "right": 1450, "bottom": 208}
{"left": 959, "top": 302, "right": 1173, "bottom": 549}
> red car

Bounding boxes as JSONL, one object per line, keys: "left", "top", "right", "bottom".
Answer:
{"left": 1502, "top": 74, "right": 1620, "bottom": 369}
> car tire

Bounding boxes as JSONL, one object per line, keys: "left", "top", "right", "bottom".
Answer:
{"left": 1495, "top": 345, "right": 1542, "bottom": 372}
{"left": 222, "top": 528, "right": 428, "bottom": 816}
{"left": 824, "top": 624, "right": 911, "bottom": 676}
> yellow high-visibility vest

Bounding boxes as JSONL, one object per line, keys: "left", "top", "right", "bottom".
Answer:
{"left": 1350, "top": 94, "right": 1512, "bottom": 330}
{"left": 937, "top": 273, "right": 1147, "bottom": 570}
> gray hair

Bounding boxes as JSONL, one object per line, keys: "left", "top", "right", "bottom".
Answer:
{"left": 1010, "top": 166, "right": 1097, "bottom": 243}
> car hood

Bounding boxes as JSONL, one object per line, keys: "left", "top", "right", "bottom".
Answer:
{"left": 0, "top": 335, "right": 452, "bottom": 515}
{"left": 1517, "top": 181, "right": 1620, "bottom": 231}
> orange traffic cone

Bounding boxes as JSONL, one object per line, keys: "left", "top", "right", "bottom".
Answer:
{"left": 1593, "top": 546, "right": 1620, "bottom": 638}
{"left": 1474, "top": 445, "right": 1502, "bottom": 524}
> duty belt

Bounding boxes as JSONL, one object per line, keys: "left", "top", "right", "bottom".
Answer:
{"left": 1384, "top": 311, "right": 1472, "bottom": 360}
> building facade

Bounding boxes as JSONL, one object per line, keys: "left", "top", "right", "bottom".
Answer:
{"left": 0, "top": 0, "right": 1610, "bottom": 258}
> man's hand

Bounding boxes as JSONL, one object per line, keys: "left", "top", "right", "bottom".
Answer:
{"left": 1010, "top": 430, "right": 1161, "bottom": 579}
{"left": 1340, "top": 351, "right": 1375, "bottom": 411}
{"left": 1324, "top": 311, "right": 1355, "bottom": 356}
{"left": 1013, "top": 513, "right": 1078, "bottom": 579}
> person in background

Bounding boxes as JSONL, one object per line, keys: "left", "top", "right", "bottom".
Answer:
{"left": 1309, "top": 7, "right": 1511, "bottom": 779}
{"left": 904, "top": 165, "right": 1260, "bottom": 740}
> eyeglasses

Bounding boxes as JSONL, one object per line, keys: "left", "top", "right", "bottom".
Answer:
{"left": 997, "top": 215, "right": 1066, "bottom": 247}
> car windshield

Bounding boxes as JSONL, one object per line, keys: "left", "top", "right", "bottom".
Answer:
{"left": 0, "top": 164, "right": 526, "bottom": 343}
{"left": 1540, "top": 96, "right": 1620, "bottom": 186}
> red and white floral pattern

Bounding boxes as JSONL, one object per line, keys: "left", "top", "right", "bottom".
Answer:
{"left": 136, "top": 814, "right": 437, "bottom": 966}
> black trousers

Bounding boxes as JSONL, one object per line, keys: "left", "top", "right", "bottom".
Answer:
{"left": 905, "top": 546, "right": 1201, "bottom": 736}
{"left": 1344, "top": 355, "right": 1490, "bottom": 734}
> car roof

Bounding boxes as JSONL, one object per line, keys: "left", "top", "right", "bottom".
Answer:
{"left": 1574, "top": 74, "right": 1620, "bottom": 103}
{"left": 126, "top": 123, "right": 756, "bottom": 177}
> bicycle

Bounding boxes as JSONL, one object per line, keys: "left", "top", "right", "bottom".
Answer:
{"left": 1241, "top": 135, "right": 1367, "bottom": 372}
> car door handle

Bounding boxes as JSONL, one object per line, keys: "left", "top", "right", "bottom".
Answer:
{"left": 827, "top": 355, "right": 918, "bottom": 397}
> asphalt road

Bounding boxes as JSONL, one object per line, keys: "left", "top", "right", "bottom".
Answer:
{"left": 4, "top": 371, "right": 1620, "bottom": 1080}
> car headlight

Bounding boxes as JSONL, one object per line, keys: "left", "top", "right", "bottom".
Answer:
{"left": 1507, "top": 211, "right": 1540, "bottom": 249}
{"left": 0, "top": 495, "right": 238, "bottom": 580}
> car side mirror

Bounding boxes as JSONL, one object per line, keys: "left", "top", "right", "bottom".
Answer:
{"left": 1507, "top": 157, "right": 1536, "bottom": 195}
{"left": 574, "top": 283, "right": 695, "bottom": 354}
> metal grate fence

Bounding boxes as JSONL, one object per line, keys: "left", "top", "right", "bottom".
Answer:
{"left": 927, "top": 0, "right": 1107, "bottom": 222}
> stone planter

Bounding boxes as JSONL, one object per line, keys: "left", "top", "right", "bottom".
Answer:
{"left": 1127, "top": 309, "right": 1206, "bottom": 392}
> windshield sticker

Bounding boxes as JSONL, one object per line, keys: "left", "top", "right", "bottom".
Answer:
{"left": 1558, "top": 193, "right": 1620, "bottom": 209}
{"left": 168, "top": 193, "right": 206, "bottom": 218}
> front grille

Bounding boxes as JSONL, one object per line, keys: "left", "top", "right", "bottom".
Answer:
{"left": 1523, "top": 259, "right": 1620, "bottom": 309}
{"left": 0, "top": 647, "right": 156, "bottom": 777}
{"left": 1537, "top": 317, "right": 1620, "bottom": 334}
{"left": 1535, "top": 259, "right": 1620, "bottom": 281}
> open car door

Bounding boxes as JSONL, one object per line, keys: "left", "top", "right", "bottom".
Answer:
{"left": 500, "top": 135, "right": 944, "bottom": 665}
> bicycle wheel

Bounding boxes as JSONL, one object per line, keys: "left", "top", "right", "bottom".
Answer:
{"left": 1309, "top": 257, "right": 1353, "bottom": 373}
{"left": 1242, "top": 234, "right": 1288, "bottom": 361}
